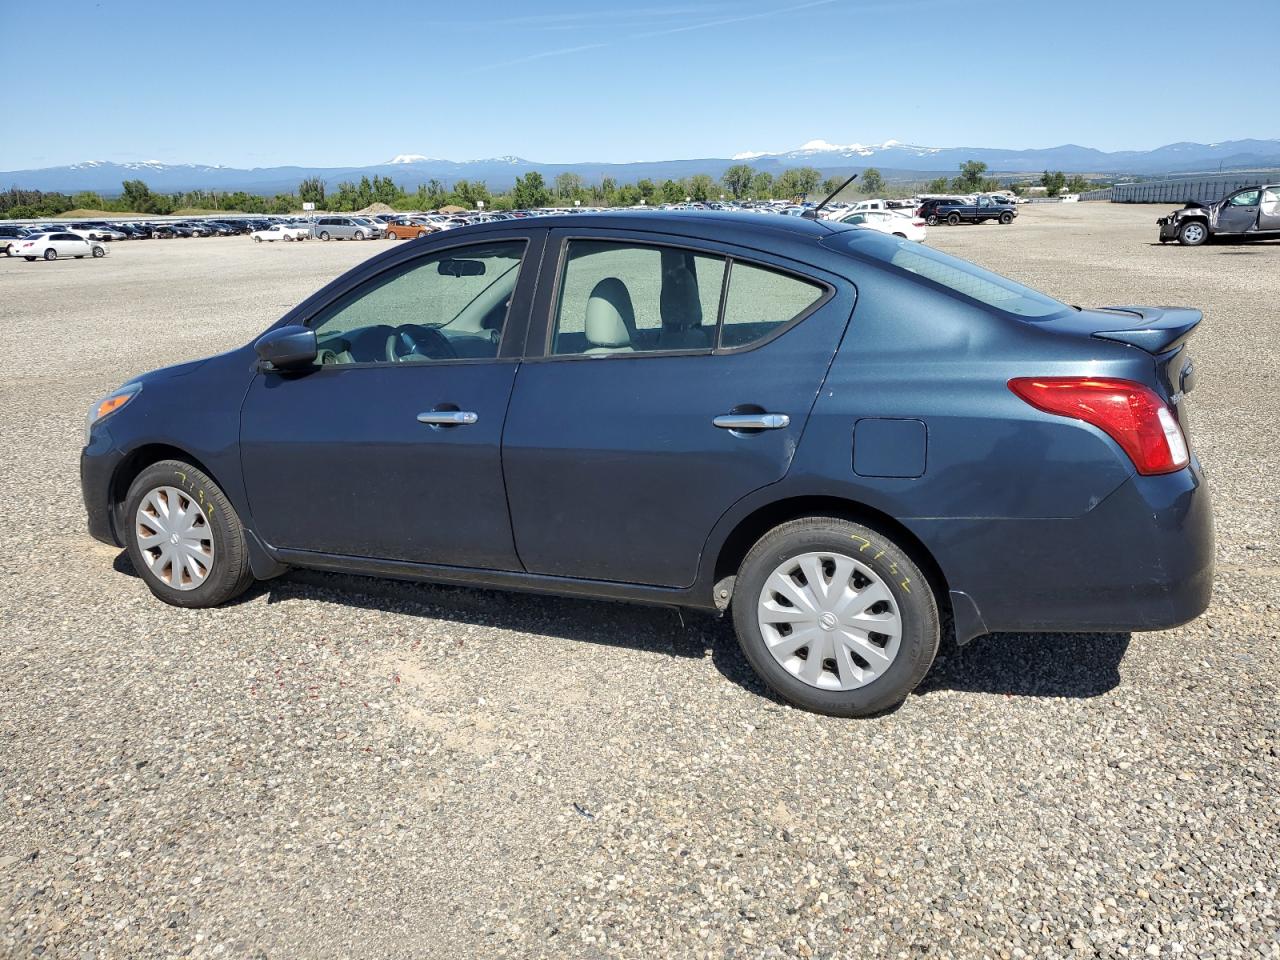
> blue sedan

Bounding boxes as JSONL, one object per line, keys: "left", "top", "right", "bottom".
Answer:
{"left": 80, "top": 212, "right": 1213, "bottom": 716}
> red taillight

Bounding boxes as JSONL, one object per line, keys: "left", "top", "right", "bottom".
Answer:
{"left": 1008, "top": 377, "right": 1189, "bottom": 475}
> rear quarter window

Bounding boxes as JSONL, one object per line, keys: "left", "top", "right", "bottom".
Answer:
{"left": 720, "top": 261, "right": 825, "bottom": 349}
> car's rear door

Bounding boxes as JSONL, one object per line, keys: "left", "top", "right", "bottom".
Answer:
{"left": 501, "top": 228, "right": 855, "bottom": 588}
{"left": 239, "top": 230, "right": 545, "bottom": 569}
{"left": 1258, "top": 186, "right": 1280, "bottom": 231}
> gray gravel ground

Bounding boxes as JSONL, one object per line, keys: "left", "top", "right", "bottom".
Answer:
{"left": 1, "top": 208, "right": 1277, "bottom": 959}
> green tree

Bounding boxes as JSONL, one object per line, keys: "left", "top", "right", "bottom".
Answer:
{"left": 925, "top": 177, "right": 949, "bottom": 194}
{"left": 659, "top": 179, "right": 684, "bottom": 203}
{"left": 72, "top": 190, "right": 105, "bottom": 210}
{"left": 1065, "top": 174, "right": 1090, "bottom": 194}
{"left": 331, "top": 181, "right": 359, "bottom": 211}
{"left": 1009, "top": 182, "right": 1026, "bottom": 197}
{"left": 298, "top": 177, "right": 326, "bottom": 206}
{"left": 858, "top": 168, "right": 885, "bottom": 195}
{"left": 952, "top": 160, "right": 989, "bottom": 193}
{"left": 749, "top": 171, "right": 774, "bottom": 199}
{"left": 554, "top": 172, "right": 584, "bottom": 201}
{"left": 688, "top": 173, "right": 715, "bottom": 201}
{"left": 511, "top": 171, "right": 550, "bottom": 209}
{"left": 721, "top": 164, "right": 755, "bottom": 199}
{"left": 450, "top": 179, "right": 491, "bottom": 208}
{"left": 1041, "top": 170, "right": 1066, "bottom": 196}
{"left": 776, "top": 166, "right": 821, "bottom": 199}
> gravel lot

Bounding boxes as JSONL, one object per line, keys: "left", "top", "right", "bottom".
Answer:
{"left": 1, "top": 207, "right": 1277, "bottom": 959}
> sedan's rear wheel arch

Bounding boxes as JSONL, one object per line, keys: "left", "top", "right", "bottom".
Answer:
{"left": 709, "top": 495, "right": 949, "bottom": 619}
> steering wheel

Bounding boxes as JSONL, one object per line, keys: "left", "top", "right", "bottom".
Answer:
{"left": 386, "top": 324, "right": 457, "bottom": 362}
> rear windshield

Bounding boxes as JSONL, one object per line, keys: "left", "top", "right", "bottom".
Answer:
{"left": 827, "top": 231, "right": 1071, "bottom": 319}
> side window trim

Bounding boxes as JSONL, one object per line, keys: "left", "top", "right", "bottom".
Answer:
{"left": 291, "top": 234, "right": 540, "bottom": 369}
{"left": 528, "top": 230, "right": 836, "bottom": 362}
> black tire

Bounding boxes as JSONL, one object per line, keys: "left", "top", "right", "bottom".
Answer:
{"left": 123, "top": 460, "right": 255, "bottom": 609}
{"left": 892, "top": 232, "right": 907, "bottom": 239}
{"left": 946, "top": 212, "right": 961, "bottom": 225}
{"left": 925, "top": 215, "right": 938, "bottom": 226}
{"left": 1178, "top": 220, "right": 1208, "bottom": 246}
{"left": 999, "top": 211, "right": 1013, "bottom": 224}
{"left": 416, "top": 230, "right": 427, "bottom": 239}
{"left": 24, "top": 256, "right": 35, "bottom": 262}
{"left": 253, "top": 236, "right": 262, "bottom": 242}
{"left": 44, "top": 248, "right": 57, "bottom": 261}
{"left": 92, "top": 245, "right": 105, "bottom": 258}
{"left": 319, "top": 231, "right": 330, "bottom": 241}
{"left": 354, "top": 230, "right": 365, "bottom": 240}
{"left": 731, "top": 517, "right": 939, "bottom": 717}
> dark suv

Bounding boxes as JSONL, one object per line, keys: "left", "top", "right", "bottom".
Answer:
{"left": 80, "top": 213, "right": 1213, "bottom": 717}
{"left": 919, "top": 196, "right": 1016, "bottom": 225}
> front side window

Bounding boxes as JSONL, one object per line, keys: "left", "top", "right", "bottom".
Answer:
{"left": 552, "top": 241, "right": 724, "bottom": 355}
{"left": 309, "top": 241, "right": 525, "bottom": 365}
{"left": 1228, "top": 189, "right": 1260, "bottom": 207}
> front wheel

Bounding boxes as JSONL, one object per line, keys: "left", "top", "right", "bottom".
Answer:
{"left": 253, "top": 236, "right": 262, "bottom": 242}
{"left": 354, "top": 231, "right": 365, "bottom": 240}
{"left": 124, "top": 460, "right": 255, "bottom": 608}
{"left": 732, "top": 517, "right": 939, "bottom": 717}
{"left": 92, "top": 245, "right": 105, "bottom": 257}
{"left": 319, "top": 231, "right": 330, "bottom": 241}
{"left": 1178, "top": 221, "right": 1208, "bottom": 246}
{"left": 999, "top": 211, "right": 1013, "bottom": 224}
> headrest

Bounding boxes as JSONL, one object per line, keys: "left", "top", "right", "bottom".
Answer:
{"left": 660, "top": 260, "right": 703, "bottom": 331}
{"left": 585, "top": 278, "right": 635, "bottom": 347}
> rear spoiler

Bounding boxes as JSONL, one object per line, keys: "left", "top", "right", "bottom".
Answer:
{"left": 1091, "top": 306, "right": 1202, "bottom": 354}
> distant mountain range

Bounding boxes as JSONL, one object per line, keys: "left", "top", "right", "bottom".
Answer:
{"left": 4, "top": 139, "right": 1278, "bottom": 196}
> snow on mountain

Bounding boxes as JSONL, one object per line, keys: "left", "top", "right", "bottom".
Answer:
{"left": 388, "top": 154, "right": 433, "bottom": 164}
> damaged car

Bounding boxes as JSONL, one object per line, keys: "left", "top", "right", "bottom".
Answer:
{"left": 1158, "top": 184, "right": 1280, "bottom": 245}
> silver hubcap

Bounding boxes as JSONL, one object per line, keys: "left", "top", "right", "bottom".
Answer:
{"left": 757, "top": 551, "right": 903, "bottom": 691}
{"left": 135, "top": 486, "right": 215, "bottom": 590}
{"left": 1185, "top": 224, "right": 1205, "bottom": 242}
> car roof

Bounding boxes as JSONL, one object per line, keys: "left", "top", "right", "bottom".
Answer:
{"left": 458, "top": 209, "right": 840, "bottom": 246}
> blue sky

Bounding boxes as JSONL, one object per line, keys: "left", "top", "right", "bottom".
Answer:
{"left": 1, "top": 0, "right": 1275, "bottom": 170}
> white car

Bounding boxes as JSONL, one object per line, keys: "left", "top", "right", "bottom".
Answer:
{"left": 68, "top": 224, "right": 127, "bottom": 242}
{"left": 838, "top": 209, "right": 928, "bottom": 242}
{"left": 250, "top": 224, "right": 311, "bottom": 242}
{"left": 11, "top": 231, "right": 107, "bottom": 261}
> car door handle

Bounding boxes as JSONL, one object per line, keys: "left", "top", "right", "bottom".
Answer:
{"left": 712, "top": 413, "right": 790, "bottom": 430}
{"left": 417, "top": 410, "right": 478, "bottom": 426}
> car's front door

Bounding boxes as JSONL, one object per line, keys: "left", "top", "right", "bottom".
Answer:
{"left": 502, "top": 231, "right": 855, "bottom": 588}
{"left": 1217, "top": 188, "right": 1261, "bottom": 233}
{"left": 239, "top": 233, "right": 543, "bottom": 568}
{"left": 1258, "top": 186, "right": 1280, "bottom": 232}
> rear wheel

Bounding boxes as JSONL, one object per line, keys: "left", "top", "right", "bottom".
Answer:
{"left": 946, "top": 212, "right": 961, "bottom": 225}
{"left": 124, "top": 460, "right": 255, "bottom": 609}
{"left": 24, "top": 256, "right": 35, "bottom": 261}
{"left": 732, "top": 517, "right": 939, "bottom": 717}
{"left": 892, "top": 232, "right": 907, "bottom": 238}
{"left": 1178, "top": 221, "right": 1208, "bottom": 246}
{"left": 925, "top": 215, "right": 938, "bottom": 226}
{"left": 44, "top": 248, "right": 57, "bottom": 261}
{"left": 253, "top": 236, "right": 262, "bottom": 242}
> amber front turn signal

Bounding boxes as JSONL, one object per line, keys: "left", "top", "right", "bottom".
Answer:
{"left": 96, "top": 394, "right": 133, "bottom": 419}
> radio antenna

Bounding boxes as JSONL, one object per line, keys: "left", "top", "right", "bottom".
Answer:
{"left": 802, "top": 173, "right": 858, "bottom": 219}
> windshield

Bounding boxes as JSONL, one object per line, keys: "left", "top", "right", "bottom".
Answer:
{"left": 828, "top": 231, "right": 1071, "bottom": 320}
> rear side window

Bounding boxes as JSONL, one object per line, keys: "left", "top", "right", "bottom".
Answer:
{"left": 720, "top": 262, "right": 824, "bottom": 349}
{"left": 549, "top": 239, "right": 828, "bottom": 356}
{"left": 553, "top": 241, "right": 724, "bottom": 355}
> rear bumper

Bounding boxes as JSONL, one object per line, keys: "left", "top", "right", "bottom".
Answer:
{"left": 916, "top": 459, "right": 1214, "bottom": 636}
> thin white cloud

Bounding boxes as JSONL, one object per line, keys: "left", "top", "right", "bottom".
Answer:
{"left": 633, "top": 0, "right": 839, "bottom": 38}
{"left": 466, "top": 43, "right": 609, "bottom": 74}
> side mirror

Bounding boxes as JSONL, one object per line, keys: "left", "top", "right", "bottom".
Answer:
{"left": 255, "top": 325, "right": 317, "bottom": 370}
